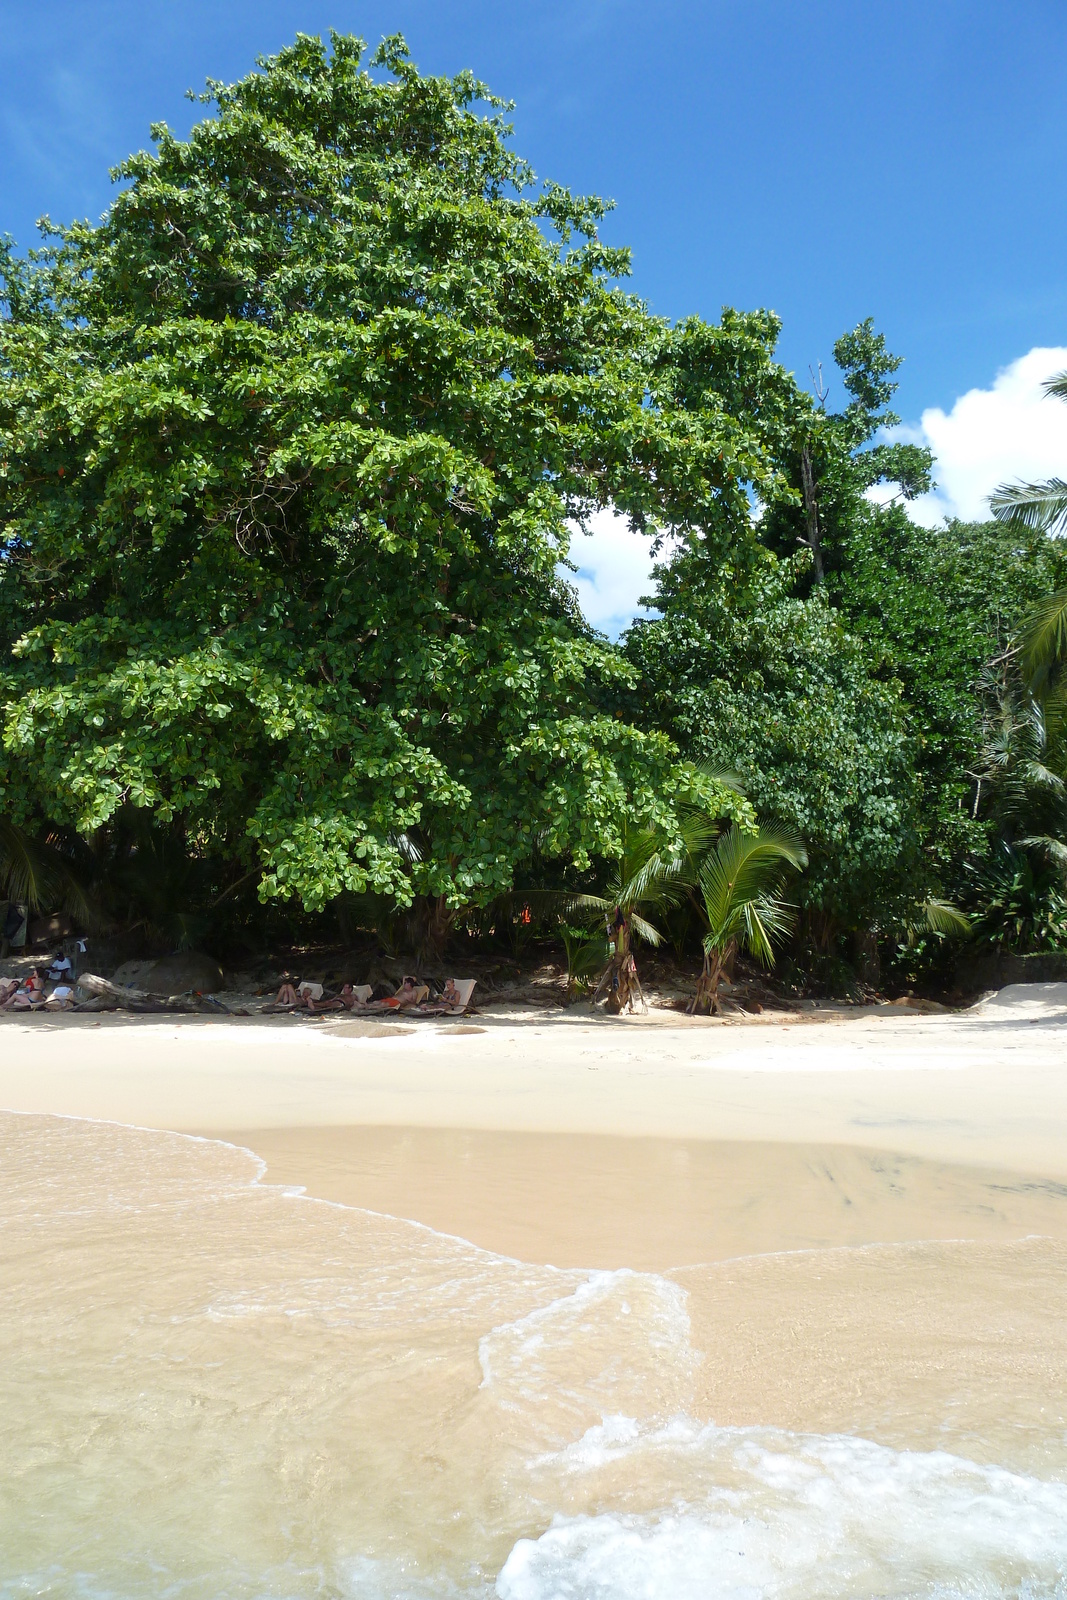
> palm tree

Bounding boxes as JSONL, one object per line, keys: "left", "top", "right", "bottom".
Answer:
{"left": 562, "top": 802, "right": 727, "bottom": 1012}
{"left": 989, "top": 367, "right": 1067, "bottom": 537}
{"left": 567, "top": 816, "right": 708, "bottom": 1012}
{"left": 690, "top": 823, "right": 807, "bottom": 1015}
{"left": 990, "top": 368, "right": 1067, "bottom": 690}
{"left": 0, "top": 817, "right": 96, "bottom": 950}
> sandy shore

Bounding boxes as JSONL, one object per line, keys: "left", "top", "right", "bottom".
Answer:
{"left": 3, "top": 983, "right": 1067, "bottom": 1268}
{"left": 7, "top": 983, "right": 1067, "bottom": 1589}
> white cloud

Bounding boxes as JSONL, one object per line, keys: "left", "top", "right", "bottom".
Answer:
{"left": 885, "top": 347, "right": 1067, "bottom": 527}
{"left": 563, "top": 348, "right": 1067, "bottom": 634}
{"left": 561, "top": 507, "right": 665, "bottom": 638}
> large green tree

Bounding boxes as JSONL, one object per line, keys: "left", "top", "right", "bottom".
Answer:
{"left": 0, "top": 33, "right": 761, "bottom": 939}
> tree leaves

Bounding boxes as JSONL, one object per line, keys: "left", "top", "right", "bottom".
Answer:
{"left": 4, "top": 32, "right": 771, "bottom": 916}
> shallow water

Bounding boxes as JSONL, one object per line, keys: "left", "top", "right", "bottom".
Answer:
{"left": 2, "top": 1112, "right": 1067, "bottom": 1598}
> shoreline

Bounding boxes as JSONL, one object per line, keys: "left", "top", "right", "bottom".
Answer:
{"left": 2, "top": 982, "right": 1067, "bottom": 1268}
{"left": 222, "top": 1123, "right": 1067, "bottom": 1272}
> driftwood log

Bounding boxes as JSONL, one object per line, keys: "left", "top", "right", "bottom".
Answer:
{"left": 76, "top": 973, "right": 226, "bottom": 1015}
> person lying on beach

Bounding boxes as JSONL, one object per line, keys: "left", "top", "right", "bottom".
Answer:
{"left": 307, "top": 983, "right": 358, "bottom": 1012}
{"left": 376, "top": 976, "right": 424, "bottom": 1010}
{"left": 0, "top": 977, "right": 19, "bottom": 1007}
{"left": 267, "top": 977, "right": 324, "bottom": 1013}
{"left": 3, "top": 970, "right": 46, "bottom": 1009}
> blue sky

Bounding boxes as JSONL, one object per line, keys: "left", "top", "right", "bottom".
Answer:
{"left": 3, "top": 0, "right": 1067, "bottom": 630}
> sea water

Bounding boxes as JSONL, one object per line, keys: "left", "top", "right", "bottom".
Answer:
{"left": 1, "top": 1112, "right": 1066, "bottom": 1599}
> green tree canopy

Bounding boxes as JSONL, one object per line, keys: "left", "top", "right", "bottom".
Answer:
{"left": 0, "top": 31, "right": 764, "bottom": 924}
{"left": 625, "top": 551, "right": 919, "bottom": 933}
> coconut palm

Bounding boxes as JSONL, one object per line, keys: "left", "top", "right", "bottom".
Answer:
{"left": 990, "top": 368, "right": 1067, "bottom": 690}
{"left": 989, "top": 367, "right": 1067, "bottom": 539}
{"left": 568, "top": 815, "right": 710, "bottom": 1012}
{"left": 0, "top": 817, "right": 97, "bottom": 950}
{"left": 690, "top": 823, "right": 807, "bottom": 1015}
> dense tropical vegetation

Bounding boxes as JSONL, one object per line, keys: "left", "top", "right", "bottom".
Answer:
{"left": 2, "top": 31, "right": 1065, "bottom": 992}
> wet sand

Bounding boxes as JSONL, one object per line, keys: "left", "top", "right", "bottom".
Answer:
{"left": 231, "top": 1125, "right": 1067, "bottom": 1271}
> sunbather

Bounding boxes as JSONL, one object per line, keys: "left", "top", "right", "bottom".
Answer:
{"left": 440, "top": 978, "right": 459, "bottom": 1007}
{"left": 4, "top": 970, "right": 45, "bottom": 1009}
{"left": 377, "top": 975, "right": 424, "bottom": 1010}
{"left": 308, "top": 982, "right": 359, "bottom": 1012}
{"left": 0, "top": 978, "right": 18, "bottom": 1007}
{"left": 274, "top": 976, "right": 300, "bottom": 1006}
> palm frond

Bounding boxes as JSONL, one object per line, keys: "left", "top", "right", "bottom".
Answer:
{"left": 989, "top": 480, "right": 1067, "bottom": 536}
{"left": 739, "top": 895, "right": 797, "bottom": 966}
{"left": 1019, "top": 590, "right": 1067, "bottom": 682}
{"left": 629, "top": 911, "right": 663, "bottom": 947}
{"left": 565, "top": 891, "right": 614, "bottom": 917}
{"left": 699, "top": 824, "right": 806, "bottom": 952}
{"left": 560, "top": 925, "right": 606, "bottom": 984}
{"left": 0, "top": 818, "right": 54, "bottom": 908}
{"left": 1018, "top": 835, "right": 1067, "bottom": 872}
{"left": 920, "top": 898, "right": 971, "bottom": 937}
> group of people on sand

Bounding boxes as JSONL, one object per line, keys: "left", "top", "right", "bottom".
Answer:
{"left": 272, "top": 974, "right": 464, "bottom": 1014}
{"left": 0, "top": 952, "right": 78, "bottom": 1013}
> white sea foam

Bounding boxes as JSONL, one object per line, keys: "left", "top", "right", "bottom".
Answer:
{"left": 500, "top": 1418, "right": 1067, "bottom": 1600}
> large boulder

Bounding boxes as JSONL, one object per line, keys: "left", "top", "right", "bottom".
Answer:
{"left": 113, "top": 951, "right": 225, "bottom": 995}
{"left": 109, "top": 959, "right": 156, "bottom": 989}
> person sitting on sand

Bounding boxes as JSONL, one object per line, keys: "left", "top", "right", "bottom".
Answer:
{"left": 274, "top": 976, "right": 300, "bottom": 1007}
{"left": 45, "top": 951, "right": 73, "bottom": 985}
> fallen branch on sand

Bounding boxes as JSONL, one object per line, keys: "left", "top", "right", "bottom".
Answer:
{"left": 75, "top": 973, "right": 229, "bottom": 1015}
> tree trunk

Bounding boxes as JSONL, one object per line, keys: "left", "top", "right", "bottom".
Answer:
{"left": 800, "top": 446, "right": 825, "bottom": 584}
{"left": 404, "top": 894, "right": 456, "bottom": 964}
{"left": 592, "top": 912, "right": 647, "bottom": 1014}
{"left": 76, "top": 972, "right": 203, "bottom": 1013}
{"left": 856, "top": 928, "right": 881, "bottom": 988}
{"left": 688, "top": 940, "right": 734, "bottom": 1015}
